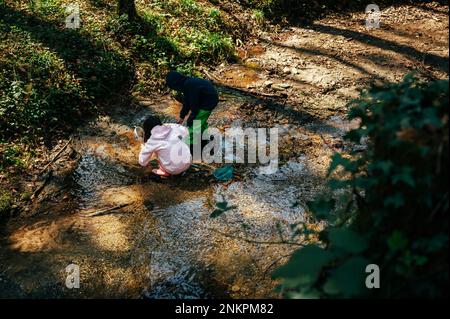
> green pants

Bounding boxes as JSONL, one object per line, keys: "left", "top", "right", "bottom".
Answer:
{"left": 187, "top": 109, "right": 212, "bottom": 146}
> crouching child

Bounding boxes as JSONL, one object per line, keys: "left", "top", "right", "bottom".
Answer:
{"left": 138, "top": 116, "right": 192, "bottom": 177}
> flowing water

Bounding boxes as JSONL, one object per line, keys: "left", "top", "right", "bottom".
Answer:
{"left": 0, "top": 91, "right": 323, "bottom": 298}
{"left": 0, "top": 45, "right": 364, "bottom": 297}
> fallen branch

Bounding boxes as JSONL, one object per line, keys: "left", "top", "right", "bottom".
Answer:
{"left": 206, "top": 227, "right": 305, "bottom": 247}
{"left": 40, "top": 138, "right": 73, "bottom": 173}
{"left": 191, "top": 163, "right": 216, "bottom": 170}
{"left": 201, "top": 68, "right": 221, "bottom": 83}
{"left": 83, "top": 203, "right": 130, "bottom": 217}
{"left": 31, "top": 170, "right": 53, "bottom": 200}
{"left": 319, "top": 134, "right": 339, "bottom": 153}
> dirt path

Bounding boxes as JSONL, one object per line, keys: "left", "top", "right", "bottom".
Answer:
{"left": 0, "top": 4, "right": 448, "bottom": 298}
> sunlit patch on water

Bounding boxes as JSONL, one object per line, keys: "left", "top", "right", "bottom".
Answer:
{"left": 136, "top": 160, "right": 310, "bottom": 298}
{"left": 71, "top": 155, "right": 134, "bottom": 208}
{"left": 221, "top": 65, "right": 262, "bottom": 89}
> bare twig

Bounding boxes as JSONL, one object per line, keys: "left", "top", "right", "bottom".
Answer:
{"left": 201, "top": 68, "right": 221, "bottom": 83}
{"left": 31, "top": 170, "right": 53, "bottom": 200}
{"left": 206, "top": 227, "right": 305, "bottom": 247}
{"left": 191, "top": 163, "right": 216, "bottom": 170}
{"left": 319, "top": 134, "right": 339, "bottom": 153}
{"left": 40, "top": 138, "right": 73, "bottom": 173}
{"left": 83, "top": 203, "right": 130, "bottom": 217}
{"left": 429, "top": 191, "right": 448, "bottom": 221}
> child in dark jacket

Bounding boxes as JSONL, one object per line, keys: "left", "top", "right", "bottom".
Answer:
{"left": 166, "top": 71, "right": 219, "bottom": 153}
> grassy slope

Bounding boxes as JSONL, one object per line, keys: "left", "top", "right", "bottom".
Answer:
{"left": 0, "top": 0, "right": 247, "bottom": 142}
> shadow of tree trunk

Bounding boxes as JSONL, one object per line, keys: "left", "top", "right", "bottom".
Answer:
{"left": 307, "top": 23, "right": 449, "bottom": 75}
{"left": 118, "top": 0, "right": 137, "bottom": 20}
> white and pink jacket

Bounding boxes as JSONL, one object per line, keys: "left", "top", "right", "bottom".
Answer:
{"left": 138, "top": 124, "right": 192, "bottom": 175}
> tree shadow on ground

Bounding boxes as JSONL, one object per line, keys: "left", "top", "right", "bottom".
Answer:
{"left": 87, "top": 0, "right": 112, "bottom": 9}
{"left": 256, "top": 36, "right": 389, "bottom": 83}
{"left": 245, "top": 0, "right": 449, "bottom": 24}
{"left": 215, "top": 83, "right": 341, "bottom": 131}
{"left": 0, "top": 4, "right": 134, "bottom": 103}
{"left": 305, "top": 23, "right": 449, "bottom": 75}
{"left": 0, "top": 3, "right": 186, "bottom": 141}
{"left": 413, "top": 2, "right": 449, "bottom": 15}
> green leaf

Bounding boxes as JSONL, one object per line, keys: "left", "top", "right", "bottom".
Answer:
{"left": 384, "top": 193, "right": 405, "bottom": 208}
{"left": 391, "top": 166, "right": 415, "bottom": 187}
{"left": 210, "top": 209, "right": 225, "bottom": 218}
{"left": 328, "top": 153, "right": 352, "bottom": 175}
{"left": 352, "top": 176, "right": 378, "bottom": 189}
{"left": 392, "top": 173, "right": 415, "bottom": 187}
{"left": 387, "top": 231, "right": 408, "bottom": 251}
{"left": 224, "top": 205, "right": 237, "bottom": 211}
{"left": 369, "top": 160, "right": 393, "bottom": 174}
{"left": 272, "top": 245, "right": 334, "bottom": 288}
{"left": 414, "top": 255, "right": 428, "bottom": 266}
{"left": 328, "top": 178, "right": 350, "bottom": 190}
{"left": 213, "top": 165, "right": 234, "bottom": 181}
{"left": 348, "top": 104, "right": 366, "bottom": 117}
{"left": 323, "top": 256, "right": 369, "bottom": 297}
{"left": 419, "top": 107, "right": 443, "bottom": 128}
{"left": 329, "top": 228, "right": 368, "bottom": 254}
{"left": 344, "top": 129, "right": 364, "bottom": 143}
{"left": 307, "top": 197, "right": 336, "bottom": 221}
{"left": 216, "top": 201, "right": 229, "bottom": 210}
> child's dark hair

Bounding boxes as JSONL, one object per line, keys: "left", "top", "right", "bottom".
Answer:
{"left": 143, "top": 116, "right": 162, "bottom": 142}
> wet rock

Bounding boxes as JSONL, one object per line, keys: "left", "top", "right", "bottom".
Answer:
{"left": 95, "top": 145, "right": 106, "bottom": 157}
{"left": 264, "top": 80, "right": 274, "bottom": 87}
{"left": 273, "top": 83, "right": 291, "bottom": 91}
{"left": 272, "top": 85, "right": 286, "bottom": 91}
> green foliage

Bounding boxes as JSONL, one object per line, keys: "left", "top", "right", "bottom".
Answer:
{"left": 0, "top": 144, "right": 24, "bottom": 170}
{"left": 178, "top": 0, "right": 201, "bottom": 14}
{"left": 208, "top": 8, "right": 221, "bottom": 21}
{"left": 274, "top": 245, "right": 334, "bottom": 288}
{"left": 251, "top": 9, "right": 265, "bottom": 25}
{"left": 274, "top": 75, "right": 449, "bottom": 298}
{"left": 0, "top": 190, "right": 12, "bottom": 218}
{"left": 0, "top": 2, "right": 133, "bottom": 142}
{"left": 250, "top": 0, "right": 428, "bottom": 21}
{"left": 195, "top": 32, "right": 234, "bottom": 63}
{"left": 0, "top": 0, "right": 238, "bottom": 143}
{"left": 210, "top": 199, "right": 237, "bottom": 218}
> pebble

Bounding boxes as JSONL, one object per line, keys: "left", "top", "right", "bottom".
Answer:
{"left": 272, "top": 85, "right": 286, "bottom": 91}
{"left": 263, "top": 80, "right": 273, "bottom": 87}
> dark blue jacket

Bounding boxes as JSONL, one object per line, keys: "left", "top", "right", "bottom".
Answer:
{"left": 166, "top": 71, "right": 219, "bottom": 126}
